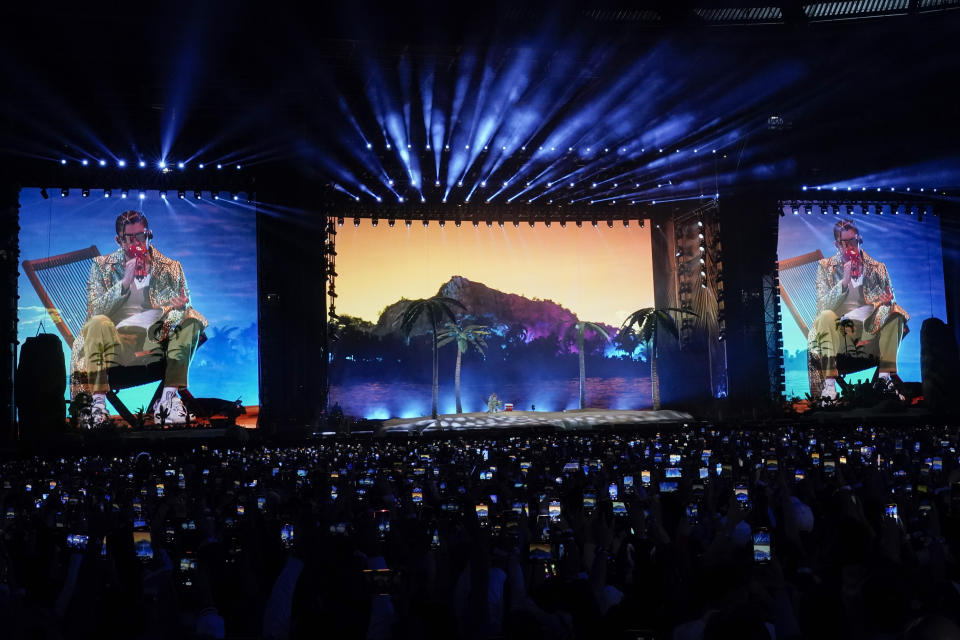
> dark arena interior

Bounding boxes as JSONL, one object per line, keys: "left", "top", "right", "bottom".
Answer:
{"left": 2, "top": 2, "right": 960, "bottom": 639}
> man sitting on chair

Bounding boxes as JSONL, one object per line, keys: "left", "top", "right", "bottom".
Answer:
{"left": 70, "top": 210, "right": 207, "bottom": 426}
{"left": 809, "top": 219, "right": 908, "bottom": 399}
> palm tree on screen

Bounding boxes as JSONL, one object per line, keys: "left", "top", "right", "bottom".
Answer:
{"left": 621, "top": 307, "right": 698, "bottom": 410}
{"left": 398, "top": 296, "right": 466, "bottom": 419}
{"left": 437, "top": 322, "right": 490, "bottom": 413}
{"left": 563, "top": 321, "right": 611, "bottom": 409}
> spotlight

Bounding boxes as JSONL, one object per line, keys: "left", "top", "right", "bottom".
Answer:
{"left": 178, "top": 190, "right": 185, "bottom": 199}
{"left": 486, "top": 219, "right": 492, "bottom": 227}
{"left": 139, "top": 191, "right": 146, "bottom": 200}
{"left": 60, "top": 159, "right": 67, "bottom": 165}
{"left": 375, "top": 196, "right": 382, "bottom": 203}
{"left": 198, "top": 163, "right": 205, "bottom": 169}
{"left": 121, "top": 189, "right": 128, "bottom": 199}
{"left": 366, "top": 142, "right": 372, "bottom": 149}
{"left": 388, "top": 179, "right": 394, "bottom": 187}
{"left": 81, "top": 188, "right": 90, "bottom": 197}
{"left": 576, "top": 220, "right": 582, "bottom": 227}
{"left": 177, "top": 162, "right": 185, "bottom": 169}
{"left": 607, "top": 220, "right": 614, "bottom": 228}
{"left": 455, "top": 218, "right": 461, "bottom": 227}
{"left": 405, "top": 219, "right": 411, "bottom": 227}
{"left": 236, "top": 165, "right": 241, "bottom": 170}
{"left": 398, "top": 197, "right": 404, "bottom": 203}
{"left": 473, "top": 219, "right": 479, "bottom": 227}
{"left": 158, "top": 160, "right": 166, "bottom": 169}
{"left": 337, "top": 217, "right": 344, "bottom": 226}
{"left": 547, "top": 182, "right": 552, "bottom": 187}
{"left": 160, "top": 191, "right": 167, "bottom": 199}
{"left": 623, "top": 220, "right": 629, "bottom": 227}
{"left": 354, "top": 217, "right": 360, "bottom": 227}
{"left": 138, "top": 160, "right": 146, "bottom": 168}
{"left": 438, "top": 219, "right": 444, "bottom": 227}
{"left": 217, "top": 164, "right": 223, "bottom": 170}
{"left": 213, "top": 193, "right": 219, "bottom": 200}
{"left": 435, "top": 180, "right": 440, "bottom": 187}
{"left": 480, "top": 181, "right": 486, "bottom": 187}
{"left": 592, "top": 220, "right": 597, "bottom": 227}
{"left": 498, "top": 219, "right": 503, "bottom": 227}
{"left": 513, "top": 220, "right": 519, "bottom": 227}
{"left": 422, "top": 219, "right": 428, "bottom": 227}
{"left": 60, "top": 188, "right": 68, "bottom": 197}
{"left": 104, "top": 189, "right": 111, "bottom": 198}
{"left": 117, "top": 159, "right": 126, "bottom": 168}
{"left": 592, "top": 183, "right": 597, "bottom": 188}
{"left": 372, "top": 218, "right": 379, "bottom": 227}
{"left": 232, "top": 194, "right": 238, "bottom": 201}
{"left": 388, "top": 218, "right": 395, "bottom": 227}
{"left": 529, "top": 219, "right": 535, "bottom": 227}
{"left": 502, "top": 181, "right": 508, "bottom": 188}
{"left": 194, "top": 191, "right": 202, "bottom": 200}
{"left": 81, "top": 159, "right": 89, "bottom": 166}
{"left": 98, "top": 159, "right": 106, "bottom": 167}
{"left": 457, "top": 180, "right": 463, "bottom": 187}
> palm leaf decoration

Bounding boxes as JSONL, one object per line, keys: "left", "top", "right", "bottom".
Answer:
{"left": 437, "top": 322, "right": 490, "bottom": 413}
{"left": 621, "top": 307, "right": 697, "bottom": 410}
{"left": 396, "top": 296, "right": 466, "bottom": 419}
{"left": 562, "top": 321, "right": 611, "bottom": 409}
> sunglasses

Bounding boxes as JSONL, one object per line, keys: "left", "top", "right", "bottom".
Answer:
{"left": 120, "top": 232, "right": 149, "bottom": 243}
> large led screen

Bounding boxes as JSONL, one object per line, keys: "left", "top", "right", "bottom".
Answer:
{"left": 17, "top": 189, "right": 259, "bottom": 417}
{"left": 328, "top": 220, "right": 655, "bottom": 418}
{"left": 778, "top": 205, "right": 946, "bottom": 399}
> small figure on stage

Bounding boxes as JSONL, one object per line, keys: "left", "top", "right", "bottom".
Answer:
{"left": 487, "top": 392, "right": 502, "bottom": 413}
{"left": 69, "top": 211, "right": 207, "bottom": 427}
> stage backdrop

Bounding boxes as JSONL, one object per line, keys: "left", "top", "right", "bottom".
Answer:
{"left": 328, "top": 220, "right": 655, "bottom": 418}
{"left": 17, "top": 188, "right": 259, "bottom": 415}
{"left": 777, "top": 206, "right": 946, "bottom": 398}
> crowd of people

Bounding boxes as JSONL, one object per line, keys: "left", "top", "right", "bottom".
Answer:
{"left": 1, "top": 422, "right": 959, "bottom": 639}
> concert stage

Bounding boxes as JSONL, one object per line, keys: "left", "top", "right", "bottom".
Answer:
{"left": 378, "top": 408, "right": 694, "bottom": 434}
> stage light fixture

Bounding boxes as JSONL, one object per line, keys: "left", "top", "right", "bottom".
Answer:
{"left": 640, "top": 221, "right": 645, "bottom": 229}
{"left": 513, "top": 220, "right": 519, "bottom": 228}
{"left": 592, "top": 183, "right": 597, "bottom": 188}
{"left": 158, "top": 160, "right": 166, "bottom": 169}
{"left": 98, "top": 159, "right": 106, "bottom": 167}
{"left": 481, "top": 181, "right": 486, "bottom": 187}
{"left": 388, "top": 179, "right": 394, "bottom": 187}
{"left": 217, "top": 164, "right": 223, "bottom": 170}
{"left": 560, "top": 220, "right": 566, "bottom": 228}
{"left": 160, "top": 191, "right": 167, "bottom": 199}
{"left": 386, "top": 143, "right": 391, "bottom": 149}
{"left": 178, "top": 191, "right": 185, "bottom": 199}
{"left": 81, "top": 188, "right": 90, "bottom": 197}
{"left": 455, "top": 218, "right": 461, "bottom": 227}
{"left": 458, "top": 180, "right": 463, "bottom": 187}
{"left": 194, "top": 191, "right": 202, "bottom": 200}
{"left": 354, "top": 217, "right": 360, "bottom": 227}
{"left": 623, "top": 220, "right": 629, "bottom": 227}
{"left": 410, "top": 179, "right": 417, "bottom": 187}
{"left": 473, "top": 219, "right": 479, "bottom": 227}
{"left": 569, "top": 183, "right": 574, "bottom": 188}
{"left": 444, "top": 144, "right": 449, "bottom": 150}
{"left": 607, "top": 220, "right": 613, "bottom": 228}
{"left": 81, "top": 159, "right": 89, "bottom": 166}
{"left": 104, "top": 189, "right": 111, "bottom": 198}
{"left": 422, "top": 219, "right": 428, "bottom": 227}
{"left": 547, "top": 182, "right": 553, "bottom": 187}
{"left": 498, "top": 219, "right": 503, "bottom": 227}
{"left": 486, "top": 219, "right": 492, "bottom": 227}
{"left": 60, "top": 188, "right": 68, "bottom": 197}
{"left": 366, "top": 142, "right": 372, "bottom": 149}
{"left": 121, "top": 189, "right": 128, "bottom": 199}
{"left": 438, "top": 219, "right": 444, "bottom": 227}
{"left": 502, "top": 181, "right": 508, "bottom": 188}
{"left": 372, "top": 218, "right": 379, "bottom": 227}
{"left": 198, "top": 163, "right": 205, "bottom": 169}
{"left": 60, "top": 159, "right": 67, "bottom": 165}
{"left": 388, "top": 218, "right": 395, "bottom": 227}
{"left": 178, "top": 162, "right": 185, "bottom": 169}
{"left": 592, "top": 220, "right": 597, "bottom": 227}
{"left": 375, "top": 196, "right": 382, "bottom": 203}
{"left": 397, "top": 197, "right": 404, "bottom": 203}
{"left": 139, "top": 191, "right": 146, "bottom": 200}
{"left": 337, "top": 217, "right": 344, "bottom": 226}
{"left": 529, "top": 219, "right": 535, "bottom": 227}
{"left": 138, "top": 160, "right": 146, "bottom": 168}
{"left": 435, "top": 180, "right": 440, "bottom": 187}
{"left": 405, "top": 219, "right": 412, "bottom": 227}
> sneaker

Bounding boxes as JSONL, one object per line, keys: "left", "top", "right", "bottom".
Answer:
{"left": 154, "top": 390, "right": 188, "bottom": 425}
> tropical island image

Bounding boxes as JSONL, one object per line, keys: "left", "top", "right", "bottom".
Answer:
{"left": 327, "top": 275, "right": 692, "bottom": 428}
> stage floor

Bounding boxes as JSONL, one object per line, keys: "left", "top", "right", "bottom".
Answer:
{"left": 379, "top": 408, "right": 694, "bottom": 434}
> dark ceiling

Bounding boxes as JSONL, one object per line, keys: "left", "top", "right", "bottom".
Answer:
{"left": 1, "top": 1, "right": 958, "bottom": 195}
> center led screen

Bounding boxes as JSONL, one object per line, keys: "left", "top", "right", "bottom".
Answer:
{"left": 328, "top": 220, "right": 655, "bottom": 418}
{"left": 777, "top": 205, "right": 946, "bottom": 399}
{"left": 17, "top": 188, "right": 259, "bottom": 418}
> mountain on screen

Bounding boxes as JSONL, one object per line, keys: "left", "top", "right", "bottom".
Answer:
{"left": 372, "top": 275, "right": 600, "bottom": 339}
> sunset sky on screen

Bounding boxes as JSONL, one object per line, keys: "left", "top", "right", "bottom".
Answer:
{"left": 333, "top": 221, "right": 654, "bottom": 327}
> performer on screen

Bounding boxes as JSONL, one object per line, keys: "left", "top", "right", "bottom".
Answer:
{"left": 809, "top": 219, "right": 908, "bottom": 399}
{"left": 70, "top": 211, "right": 207, "bottom": 427}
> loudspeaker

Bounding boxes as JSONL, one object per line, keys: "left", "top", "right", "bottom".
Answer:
{"left": 15, "top": 333, "right": 67, "bottom": 436}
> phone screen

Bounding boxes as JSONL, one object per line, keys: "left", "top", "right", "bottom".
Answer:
{"left": 583, "top": 493, "right": 596, "bottom": 509}
{"left": 641, "top": 470, "right": 651, "bottom": 485}
{"left": 529, "top": 542, "right": 551, "bottom": 561}
{"left": 133, "top": 531, "right": 153, "bottom": 560}
{"left": 608, "top": 483, "right": 618, "bottom": 500}
{"left": 281, "top": 523, "right": 295, "bottom": 548}
{"left": 753, "top": 530, "right": 771, "bottom": 563}
{"left": 659, "top": 481, "right": 678, "bottom": 493}
{"left": 548, "top": 501, "right": 561, "bottom": 521}
{"left": 612, "top": 500, "right": 627, "bottom": 516}
{"left": 665, "top": 467, "right": 681, "bottom": 479}
{"left": 67, "top": 533, "right": 88, "bottom": 550}
{"left": 885, "top": 504, "right": 899, "bottom": 520}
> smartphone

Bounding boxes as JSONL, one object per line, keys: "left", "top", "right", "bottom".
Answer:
{"left": 622, "top": 475, "right": 634, "bottom": 492}
{"left": 641, "top": 470, "right": 651, "bottom": 486}
{"left": 884, "top": 504, "right": 899, "bottom": 520}
{"left": 699, "top": 467, "right": 709, "bottom": 480}
{"left": 795, "top": 469, "right": 805, "bottom": 481}
{"left": 659, "top": 481, "right": 678, "bottom": 493}
{"left": 475, "top": 503, "right": 489, "bottom": 525}
{"left": 735, "top": 484, "right": 750, "bottom": 508}
{"left": 811, "top": 452, "right": 820, "bottom": 466}
{"left": 686, "top": 503, "right": 699, "bottom": 523}
{"left": 412, "top": 488, "right": 423, "bottom": 504}
{"left": 362, "top": 568, "right": 396, "bottom": 595}
{"left": 669, "top": 453, "right": 681, "bottom": 465}
{"left": 583, "top": 492, "right": 597, "bottom": 511}
{"left": 66, "top": 533, "right": 88, "bottom": 551}
{"left": 280, "top": 523, "right": 295, "bottom": 548}
{"left": 608, "top": 483, "right": 618, "bottom": 500}
{"left": 548, "top": 500, "right": 561, "bottom": 521}
{"left": 430, "top": 529, "right": 440, "bottom": 550}
{"left": 665, "top": 468, "right": 681, "bottom": 479}
{"left": 753, "top": 528, "right": 771, "bottom": 564}
{"left": 529, "top": 541, "right": 552, "bottom": 561}
{"left": 766, "top": 459, "right": 779, "bottom": 472}
{"left": 612, "top": 500, "right": 628, "bottom": 516}
{"left": 824, "top": 459, "right": 836, "bottom": 475}
{"left": 237, "top": 504, "right": 245, "bottom": 516}
{"left": 133, "top": 530, "right": 153, "bottom": 561}
{"left": 257, "top": 496, "right": 266, "bottom": 511}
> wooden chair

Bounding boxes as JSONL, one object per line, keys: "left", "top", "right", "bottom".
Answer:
{"left": 778, "top": 249, "right": 877, "bottom": 396}
{"left": 23, "top": 247, "right": 173, "bottom": 424}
